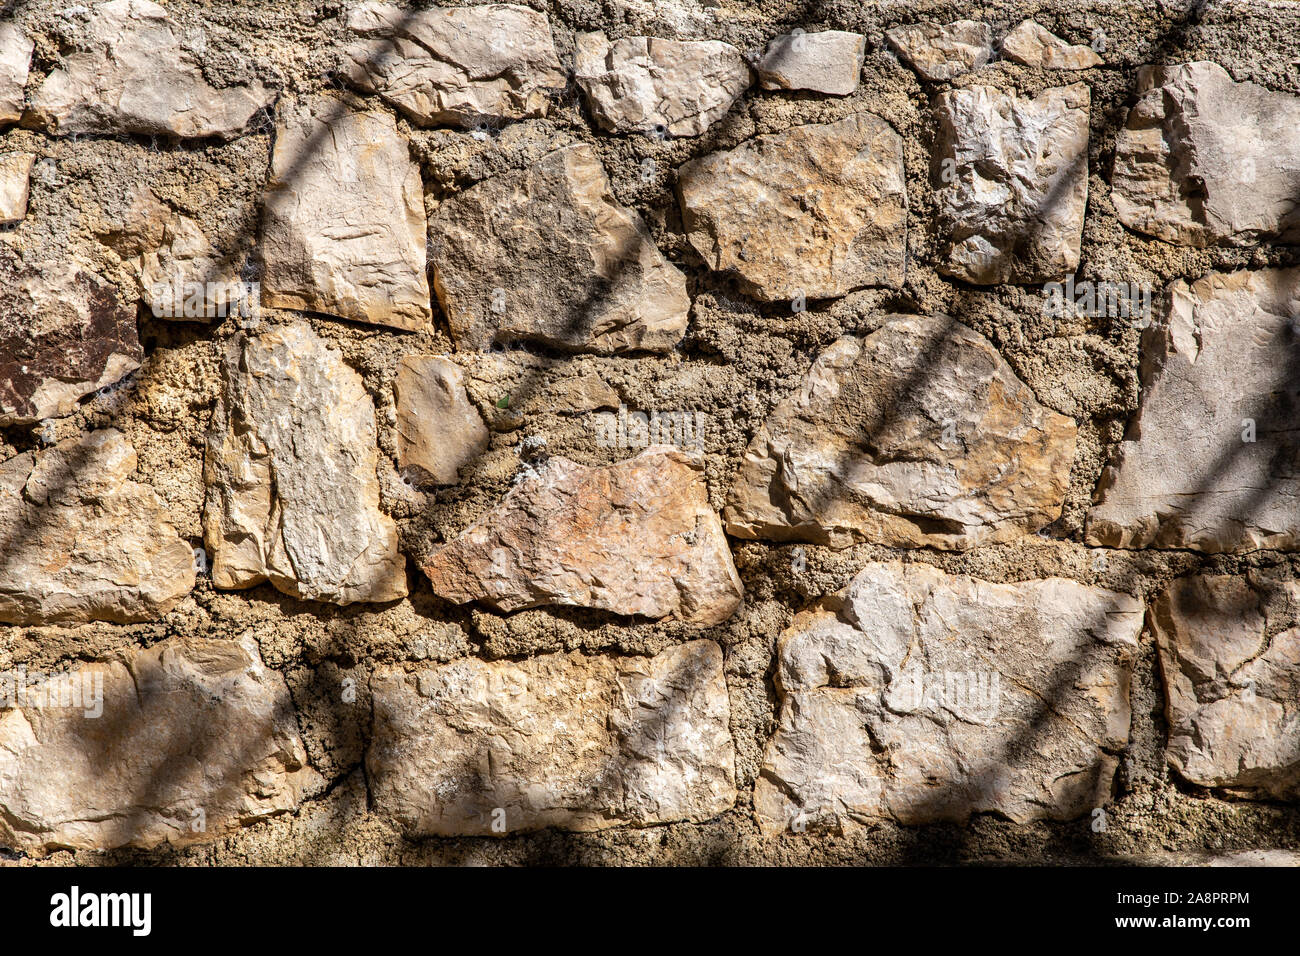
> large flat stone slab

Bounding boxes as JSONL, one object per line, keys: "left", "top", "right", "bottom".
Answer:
{"left": 0, "top": 22, "right": 33, "bottom": 125}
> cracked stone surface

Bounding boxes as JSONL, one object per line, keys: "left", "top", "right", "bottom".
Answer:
{"left": 1111, "top": 62, "right": 1300, "bottom": 247}
{"left": 757, "top": 29, "right": 866, "bottom": 95}
{"left": 421, "top": 446, "right": 743, "bottom": 625}
{"left": 26, "top": 0, "right": 273, "bottom": 140}
{"left": 677, "top": 113, "right": 907, "bottom": 301}
{"left": 934, "top": 83, "right": 1090, "bottom": 284}
{"left": 885, "top": 20, "right": 991, "bottom": 82}
{"left": 1086, "top": 267, "right": 1300, "bottom": 553}
{"left": 1153, "top": 572, "right": 1300, "bottom": 800}
{"left": 573, "top": 32, "right": 751, "bottom": 137}
{"left": 0, "top": 635, "right": 321, "bottom": 855}
{"left": 261, "top": 95, "right": 432, "bottom": 332}
{"left": 1001, "top": 20, "right": 1103, "bottom": 70}
{"left": 204, "top": 321, "right": 408, "bottom": 605}
{"left": 343, "top": 1, "right": 565, "bottom": 126}
{"left": 368, "top": 641, "right": 735, "bottom": 836}
{"left": 139, "top": 213, "right": 247, "bottom": 321}
{"left": 0, "top": 151, "right": 34, "bottom": 226}
{"left": 428, "top": 143, "right": 688, "bottom": 353}
{"left": 0, "top": 246, "right": 142, "bottom": 426}
{"left": 724, "top": 314, "right": 1077, "bottom": 550}
{"left": 754, "top": 562, "right": 1142, "bottom": 832}
{"left": 394, "top": 354, "right": 488, "bottom": 487}
{"left": 0, "top": 22, "right": 33, "bottom": 125}
{"left": 0, "top": 429, "right": 195, "bottom": 625}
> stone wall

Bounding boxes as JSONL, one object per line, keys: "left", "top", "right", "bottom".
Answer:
{"left": 1, "top": 0, "right": 1298, "bottom": 865}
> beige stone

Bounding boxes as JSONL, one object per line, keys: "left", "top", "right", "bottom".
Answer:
{"left": 369, "top": 641, "right": 735, "bottom": 835}
{"left": 394, "top": 355, "right": 488, "bottom": 486}
{"left": 574, "top": 32, "right": 751, "bottom": 137}
{"left": 934, "top": 83, "right": 1090, "bottom": 284}
{"left": 261, "top": 96, "right": 432, "bottom": 332}
{"left": 421, "top": 446, "right": 743, "bottom": 625}
{"left": 754, "top": 562, "right": 1141, "bottom": 832}
{"left": 677, "top": 113, "right": 906, "bottom": 301}
{"left": 343, "top": 1, "right": 565, "bottom": 126}
{"left": 0, "top": 22, "right": 33, "bottom": 125}
{"left": 0, "top": 430, "right": 194, "bottom": 625}
{"left": 428, "top": 144, "right": 688, "bottom": 353}
{"left": 725, "top": 315, "right": 1077, "bottom": 549}
{"left": 1154, "top": 572, "right": 1300, "bottom": 799}
{"left": 0, "top": 247, "right": 141, "bottom": 426}
{"left": 1112, "top": 62, "right": 1300, "bottom": 246}
{"left": 757, "top": 30, "right": 865, "bottom": 95}
{"left": 0, "top": 151, "right": 34, "bottom": 226}
{"left": 204, "top": 321, "right": 408, "bottom": 605}
{"left": 1001, "top": 20, "right": 1102, "bottom": 70}
{"left": 139, "top": 215, "right": 248, "bottom": 321}
{"left": 1086, "top": 268, "right": 1300, "bottom": 553}
{"left": 886, "top": 20, "right": 991, "bottom": 82}
{"left": 27, "top": 0, "right": 272, "bottom": 140}
{"left": 0, "top": 635, "right": 320, "bottom": 855}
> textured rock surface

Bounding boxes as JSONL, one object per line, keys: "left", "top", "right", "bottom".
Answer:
{"left": 574, "top": 32, "right": 751, "bottom": 137}
{"left": 0, "top": 247, "right": 141, "bottom": 426}
{"left": 757, "top": 30, "right": 866, "bottom": 95}
{"left": 1001, "top": 20, "right": 1102, "bottom": 70}
{"left": 677, "top": 113, "right": 906, "bottom": 300}
{"left": 0, "top": 635, "right": 320, "bottom": 855}
{"left": 885, "top": 20, "right": 991, "bottom": 81}
{"left": 369, "top": 641, "right": 735, "bottom": 836}
{"left": 0, "top": 429, "right": 194, "bottom": 625}
{"left": 0, "top": 22, "right": 33, "bottom": 124}
{"left": 1111, "top": 62, "right": 1300, "bottom": 246}
{"left": 1086, "top": 268, "right": 1300, "bottom": 553}
{"left": 754, "top": 562, "right": 1141, "bottom": 831}
{"left": 394, "top": 355, "right": 488, "bottom": 486}
{"left": 428, "top": 144, "right": 688, "bottom": 353}
{"left": 0, "top": 151, "right": 34, "bottom": 226}
{"left": 725, "top": 315, "right": 1077, "bottom": 549}
{"left": 261, "top": 96, "right": 431, "bottom": 332}
{"left": 1153, "top": 572, "right": 1300, "bottom": 799}
{"left": 139, "top": 214, "right": 245, "bottom": 320}
{"left": 204, "top": 321, "right": 408, "bottom": 604}
{"left": 422, "top": 446, "right": 743, "bottom": 625}
{"left": 26, "top": 0, "right": 272, "bottom": 140}
{"left": 934, "top": 83, "right": 1090, "bottom": 284}
{"left": 343, "top": 1, "right": 565, "bottom": 126}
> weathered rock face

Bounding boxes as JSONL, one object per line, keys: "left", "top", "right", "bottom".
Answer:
{"left": 725, "top": 315, "right": 1077, "bottom": 550}
{"left": 754, "top": 562, "right": 1141, "bottom": 831}
{"left": 26, "top": 0, "right": 272, "bottom": 140}
{"left": 1111, "top": 62, "right": 1300, "bottom": 246}
{"left": 261, "top": 97, "right": 431, "bottom": 332}
{"left": 139, "top": 214, "right": 247, "bottom": 321}
{"left": 422, "top": 446, "right": 743, "bottom": 625}
{"left": 1153, "top": 573, "right": 1300, "bottom": 800}
{"left": 0, "top": 247, "right": 142, "bottom": 426}
{"left": 573, "top": 32, "right": 751, "bottom": 137}
{"left": 0, "top": 23, "right": 33, "bottom": 125}
{"left": 677, "top": 113, "right": 907, "bottom": 301}
{"left": 885, "top": 20, "right": 991, "bottom": 82}
{"left": 1087, "top": 268, "right": 1300, "bottom": 553}
{"left": 394, "top": 355, "right": 488, "bottom": 486}
{"left": 0, "top": 151, "right": 34, "bottom": 226}
{"left": 428, "top": 144, "right": 688, "bottom": 353}
{"left": 934, "top": 83, "right": 1090, "bottom": 284}
{"left": 369, "top": 641, "right": 735, "bottom": 836}
{"left": 757, "top": 30, "right": 866, "bottom": 95}
{"left": 204, "top": 321, "right": 408, "bottom": 605}
{"left": 1001, "top": 20, "right": 1103, "bottom": 70}
{"left": 0, "top": 430, "right": 195, "bottom": 626}
{"left": 0, "top": 635, "right": 320, "bottom": 855}
{"left": 343, "top": 1, "right": 565, "bottom": 126}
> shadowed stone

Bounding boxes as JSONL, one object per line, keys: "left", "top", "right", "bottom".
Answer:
{"left": 757, "top": 30, "right": 865, "bottom": 95}
{"left": 369, "top": 641, "right": 735, "bottom": 836}
{"left": 0, "top": 635, "right": 321, "bottom": 855}
{"left": 394, "top": 355, "right": 488, "bottom": 486}
{"left": 725, "top": 315, "right": 1077, "bottom": 549}
{"left": 754, "top": 562, "right": 1141, "bottom": 832}
{"left": 886, "top": 20, "right": 991, "bottom": 82}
